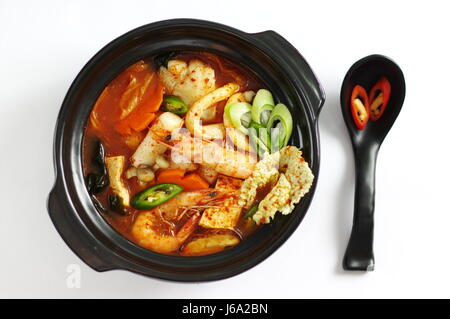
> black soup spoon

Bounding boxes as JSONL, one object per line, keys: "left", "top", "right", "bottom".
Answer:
{"left": 340, "top": 54, "right": 406, "bottom": 271}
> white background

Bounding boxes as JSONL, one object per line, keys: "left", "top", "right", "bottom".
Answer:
{"left": 1, "top": 0, "right": 449, "bottom": 298}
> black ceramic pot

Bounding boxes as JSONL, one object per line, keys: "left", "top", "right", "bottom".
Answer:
{"left": 48, "top": 19, "right": 325, "bottom": 282}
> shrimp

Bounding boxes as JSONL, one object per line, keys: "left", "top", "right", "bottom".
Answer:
{"left": 131, "top": 189, "right": 229, "bottom": 254}
{"left": 156, "top": 189, "right": 222, "bottom": 220}
{"left": 185, "top": 83, "right": 239, "bottom": 140}
{"left": 131, "top": 211, "right": 201, "bottom": 254}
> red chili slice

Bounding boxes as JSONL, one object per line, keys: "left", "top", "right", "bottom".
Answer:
{"left": 350, "top": 85, "right": 370, "bottom": 130}
{"left": 369, "top": 77, "right": 391, "bottom": 121}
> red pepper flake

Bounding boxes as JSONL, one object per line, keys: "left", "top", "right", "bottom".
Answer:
{"left": 300, "top": 158, "right": 305, "bottom": 162}
{"left": 204, "top": 78, "right": 209, "bottom": 84}
{"left": 260, "top": 217, "right": 265, "bottom": 223}
{"left": 191, "top": 78, "right": 196, "bottom": 82}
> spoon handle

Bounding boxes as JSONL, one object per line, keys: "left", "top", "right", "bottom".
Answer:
{"left": 343, "top": 146, "right": 379, "bottom": 271}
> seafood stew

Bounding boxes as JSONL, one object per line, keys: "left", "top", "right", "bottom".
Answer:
{"left": 83, "top": 51, "right": 314, "bottom": 256}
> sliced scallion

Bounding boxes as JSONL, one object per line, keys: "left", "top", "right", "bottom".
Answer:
{"left": 266, "top": 103, "right": 293, "bottom": 149}
{"left": 225, "top": 102, "right": 253, "bottom": 134}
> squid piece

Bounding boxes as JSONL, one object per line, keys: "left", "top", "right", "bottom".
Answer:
{"left": 149, "top": 111, "right": 184, "bottom": 140}
{"left": 131, "top": 112, "right": 184, "bottom": 167}
{"left": 181, "top": 234, "right": 240, "bottom": 256}
{"left": 201, "top": 106, "right": 217, "bottom": 122}
{"left": 105, "top": 156, "right": 130, "bottom": 206}
{"left": 185, "top": 83, "right": 239, "bottom": 140}
{"left": 168, "top": 156, "right": 199, "bottom": 172}
{"left": 159, "top": 59, "right": 216, "bottom": 106}
{"left": 131, "top": 131, "right": 166, "bottom": 168}
{"left": 168, "top": 134, "right": 257, "bottom": 179}
{"left": 201, "top": 123, "right": 225, "bottom": 140}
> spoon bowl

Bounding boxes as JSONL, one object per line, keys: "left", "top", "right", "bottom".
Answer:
{"left": 340, "top": 54, "right": 406, "bottom": 271}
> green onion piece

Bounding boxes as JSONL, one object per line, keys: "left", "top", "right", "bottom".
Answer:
{"left": 252, "top": 89, "right": 275, "bottom": 111}
{"left": 249, "top": 121, "right": 265, "bottom": 130}
{"left": 266, "top": 103, "right": 293, "bottom": 150}
{"left": 249, "top": 121, "right": 271, "bottom": 150}
{"left": 252, "top": 103, "right": 274, "bottom": 126}
{"left": 225, "top": 102, "right": 253, "bottom": 134}
{"left": 248, "top": 126, "right": 270, "bottom": 158}
{"left": 162, "top": 95, "right": 188, "bottom": 114}
{"left": 252, "top": 89, "right": 275, "bottom": 125}
{"left": 244, "top": 204, "right": 259, "bottom": 219}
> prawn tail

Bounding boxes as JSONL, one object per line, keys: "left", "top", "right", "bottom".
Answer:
{"left": 176, "top": 213, "right": 201, "bottom": 242}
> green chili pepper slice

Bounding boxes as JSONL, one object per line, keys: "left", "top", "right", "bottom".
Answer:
{"left": 131, "top": 183, "right": 184, "bottom": 210}
{"left": 244, "top": 204, "right": 259, "bottom": 219}
{"left": 161, "top": 95, "right": 188, "bottom": 114}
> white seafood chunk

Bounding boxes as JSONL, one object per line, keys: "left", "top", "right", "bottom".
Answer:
{"left": 159, "top": 59, "right": 216, "bottom": 106}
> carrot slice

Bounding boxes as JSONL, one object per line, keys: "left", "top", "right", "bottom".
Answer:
{"left": 145, "top": 79, "right": 164, "bottom": 113}
{"left": 128, "top": 112, "right": 157, "bottom": 132}
{"left": 114, "top": 120, "right": 132, "bottom": 135}
{"left": 156, "top": 169, "right": 210, "bottom": 191}
{"left": 182, "top": 174, "right": 210, "bottom": 190}
{"left": 157, "top": 169, "right": 187, "bottom": 182}
{"left": 117, "top": 73, "right": 163, "bottom": 134}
